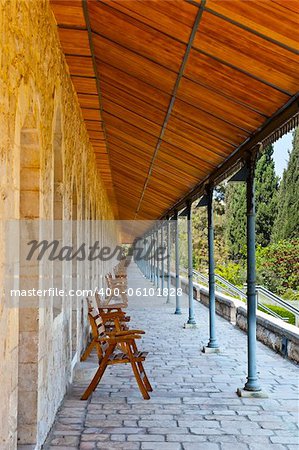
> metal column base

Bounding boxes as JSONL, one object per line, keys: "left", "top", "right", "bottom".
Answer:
{"left": 236, "top": 388, "right": 268, "bottom": 398}
{"left": 183, "top": 322, "right": 197, "bottom": 329}
{"left": 202, "top": 346, "right": 220, "bottom": 354}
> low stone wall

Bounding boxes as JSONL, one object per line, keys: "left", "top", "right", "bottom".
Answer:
{"left": 237, "top": 306, "right": 299, "bottom": 364}
{"left": 199, "top": 285, "right": 244, "bottom": 324}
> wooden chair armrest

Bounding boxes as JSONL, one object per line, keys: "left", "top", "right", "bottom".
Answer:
{"left": 98, "top": 335, "right": 141, "bottom": 343}
{"left": 98, "top": 306, "right": 127, "bottom": 312}
{"left": 98, "top": 305, "right": 124, "bottom": 311}
{"left": 108, "top": 329, "right": 145, "bottom": 336}
{"left": 101, "top": 311, "right": 126, "bottom": 319}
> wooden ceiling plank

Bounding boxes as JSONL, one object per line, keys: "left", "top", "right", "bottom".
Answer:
{"left": 184, "top": 52, "right": 290, "bottom": 117}
{"left": 101, "top": 81, "right": 166, "bottom": 124}
{"left": 65, "top": 55, "right": 94, "bottom": 76}
{"left": 50, "top": 1, "right": 86, "bottom": 27}
{"left": 178, "top": 77, "right": 269, "bottom": 131}
{"left": 100, "top": 0, "right": 195, "bottom": 42}
{"left": 98, "top": 63, "right": 171, "bottom": 110}
{"left": 193, "top": 13, "right": 299, "bottom": 94}
{"left": 58, "top": 28, "right": 91, "bottom": 56}
{"left": 102, "top": 100, "right": 162, "bottom": 137}
{"left": 71, "top": 76, "right": 98, "bottom": 95}
{"left": 93, "top": 35, "right": 177, "bottom": 93}
{"left": 204, "top": 0, "right": 299, "bottom": 53}
{"left": 88, "top": 1, "right": 187, "bottom": 72}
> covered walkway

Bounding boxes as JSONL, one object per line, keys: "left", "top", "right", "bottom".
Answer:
{"left": 43, "top": 264, "right": 298, "bottom": 450}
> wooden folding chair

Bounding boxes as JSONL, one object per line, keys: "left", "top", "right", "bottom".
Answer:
{"left": 105, "top": 274, "right": 128, "bottom": 305}
{"left": 81, "top": 299, "right": 130, "bottom": 361}
{"left": 95, "top": 291, "right": 130, "bottom": 324}
{"left": 81, "top": 308, "right": 152, "bottom": 400}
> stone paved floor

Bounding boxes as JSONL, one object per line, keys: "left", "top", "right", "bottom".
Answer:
{"left": 43, "top": 264, "right": 299, "bottom": 450}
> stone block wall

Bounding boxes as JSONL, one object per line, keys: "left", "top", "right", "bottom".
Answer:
{"left": 0, "top": 0, "right": 118, "bottom": 448}
{"left": 236, "top": 306, "right": 299, "bottom": 364}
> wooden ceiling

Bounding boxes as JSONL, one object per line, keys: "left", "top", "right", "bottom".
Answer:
{"left": 50, "top": 0, "right": 299, "bottom": 222}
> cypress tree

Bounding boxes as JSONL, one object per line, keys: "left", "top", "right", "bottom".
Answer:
{"left": 272, "top": 128, "right": 299, "bottom": 241}
{"left": 225, "top": 144, "right": 279, "bottom": 259}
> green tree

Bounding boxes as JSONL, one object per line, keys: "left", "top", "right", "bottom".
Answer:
{"left": 256, "top": 239, "right": 299, "bottom": 300}
{"left": 192, "top": 186, "right": 227, "bottom": 273}
{"left": 272, "top": 128, "right": 299, "bottom": 242}
{"left": 225, "top": 144, "right": 279, "bottom": 259}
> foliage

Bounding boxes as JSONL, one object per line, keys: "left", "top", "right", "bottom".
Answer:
{"left": 255, "top": 147, "right": 279, "bottom": 246}
{"left": 192, "top": 186, "right": 228, "bottom": 274}
{"left": 225, "top": 145, "right": 279, "bottom": 260}
{"left": 224, "top": 182, "right": 246, "bottom": 259}
{"left": 215, "top": 261, "right": 246, "bottom": 288}
{"left": 272, "top": 128, "right": 299, "bottom": 242}
{"left": 258, "top": 305, "right": 295, "bottom": 326}
{"left": 256, "top": 239, "right": 299, "bottom": 299}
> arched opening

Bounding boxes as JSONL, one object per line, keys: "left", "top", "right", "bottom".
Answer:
{"left": 53, "top": 107, "right": 63, "bottom": 318}
{"left": 18, "top": 113, "right": 40, "bottom": 446}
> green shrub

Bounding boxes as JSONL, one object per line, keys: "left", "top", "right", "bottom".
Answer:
{"left": 256, "top": 239, "right": 299, "bottom": 297}
{"left": 258, "top": 304, "right": 296, "bottom": 326}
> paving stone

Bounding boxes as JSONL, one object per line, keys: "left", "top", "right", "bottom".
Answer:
{"left": 79, "top": 443, "right": 96, "bottom": 450}
{"left": 178, "top": 420, "right": 220, "bottom": 428}
{"left": 167, "top": 434, "right": 211, "bottom": 442}
{"left": 141, "top": 443, "right": 181, "bottom": 450}
{"left": 138, "top": 420, "right": 177, "bottom": 427}
{"left": 189, "top": 428, "right": 225, "bottom": 435}
{"left": 147, "top": 427, "right": 188, "bottom": 435}
{"left": 49, "top": 435, "right": 79, "bottom": 446}
{"left": 249, "top": 445, "right": 287, "bottom": 450}
{"left": 85, "top": 419, "right": 124, "bottom": 427}
{"left": 81, "top": 434, "right": 110, "bottom": 442}
{"left": 96, "top": 444, "right": 140, "bottom": 450}
{"left": 270, "top": 436, "right": 299, "bottom": 445}
{"left": 127, "top": 435, "right": 165, "bottom": 442}
{"left": 183, "top": 444, "right": 218, "bottom": 450}
{"left": 221, "top": 444, "right": 247, "bottom": 450}
{"left": 111, "top": 434, "right": 126, "bottom": 442}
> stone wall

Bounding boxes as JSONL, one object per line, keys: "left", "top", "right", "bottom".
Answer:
{"left": 0, "top": 1, "right": 117, "bottom": 448}
{"left": 199, "top": 286, "right": 244, "bottom": 325}
{"left": 236, "top": 306, "right": 299, "bottom": 364}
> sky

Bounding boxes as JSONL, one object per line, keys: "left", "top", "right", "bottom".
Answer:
{"left": 272, "top": 132, "right": 293, "bottom": 178}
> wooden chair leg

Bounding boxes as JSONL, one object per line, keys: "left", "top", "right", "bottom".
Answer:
{"left": 80, "top": 340, "right": 96, "bottom": 361}
{"left": 130, "top": 360, "right": 150, "bottom": 400}
{"left": 81, "top": 345, "right": 115, "bottom": 400}
{"left": 137, "top": 361, "right": 153, "bottom": 392}
{"left": 130, "top": 342, "right": 152, "bottom": 392}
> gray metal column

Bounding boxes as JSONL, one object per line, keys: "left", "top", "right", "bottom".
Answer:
{"left": 174, "top": 211, "right": 181, "bottom": 314}
{"left": 150, "top": 232, "right": 154, "bottom": 282}
{"left": 166, "top": 217, "right": 171, "bottom": 303}
{"left": 185, "top": 202, "right": 196, "bottom": 326}
{"left": 237, "top": 155, "right": 266, "bottom": 397}
{"left": 161, "top": 220, "right": 165, "bottom": 292}
{"left": 155, "top": 225, "right": 159, "bottom": 288}
{"left": 203, "top": 187, "right": 219, "bottom": 352}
